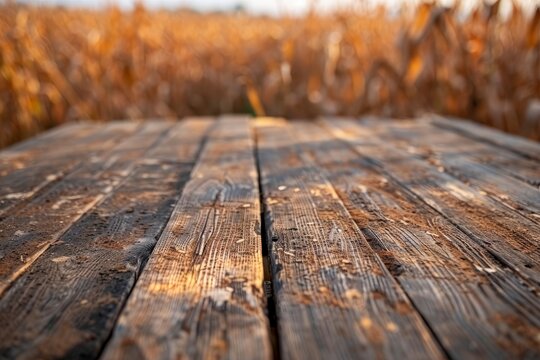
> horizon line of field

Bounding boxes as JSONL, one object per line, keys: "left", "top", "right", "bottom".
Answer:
{"left": 0, "top": 115, "right": 538, "bottom": 359}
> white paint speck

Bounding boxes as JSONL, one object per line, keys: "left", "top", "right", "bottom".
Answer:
{"left": 52, "top": 256, "right": 70, "bottom": 263}
{"left": 6, "top": 193, "right": 28, "bottom": 200}
{"left": 475, "top": 265, "right": 497, "bottom": 273}
{"left": 208, "top": 288, "right": 232, "bottom": 307}
{"left": 52, "top": 199, "right": 68, "bottom": 210}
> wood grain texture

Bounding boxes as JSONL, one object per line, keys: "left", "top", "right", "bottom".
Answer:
{"left": 0, "top": 119, "right": 213, "bottom": 360}
{"left": 418, "top": 124, "right": 540, "bottom": 188}
{"left": 255, "top": 118, "right": 443, "bottom": 360}
{"left": 0, "top": 116, "right": 538, "bottom": 360}
{"left": 360, "top": 119, "right": 540, "bottom": 223}
{"left": 0, "top": 122, "right": 140, "bottom": 217}
{"left": 323, "top": 118, "right": 540, "bottom": 286}
{"left": 430, "top": 115, "right": 540, "bottom": 162}
{"left": 102, "top": 116, "right": 272, "bottom": 360}
{"left": 293, "top": 120, "right": 540, "bottom": 359}
{"left": 0, "top": 122, "right": 170, "bottom": 297}
{"left": 0, "top": 121, "right": 95, "bottom": 161}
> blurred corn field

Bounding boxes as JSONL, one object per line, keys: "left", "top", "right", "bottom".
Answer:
{"left": 0, "top": 1, "right": 539, "bottom": 147}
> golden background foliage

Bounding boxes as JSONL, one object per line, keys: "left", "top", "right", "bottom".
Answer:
{"left": 0, "top": 1, "right": 539, "bottom": 147}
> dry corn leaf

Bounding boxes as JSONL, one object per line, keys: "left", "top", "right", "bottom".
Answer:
{"left": 527, "top": 7, "right": 540, "bottom": 49}
{"left": 405, "top": 47, "right": 424, "bottom": 84}
{"left": 246, "top": 83, "right": 266, "bottom": 117}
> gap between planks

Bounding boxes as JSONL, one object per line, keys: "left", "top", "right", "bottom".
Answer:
{"left": 102, "top": 116, "right": 272, "bottom": 360}
{"left": 255, "top": 117, "right": 445, "bottom": 359}
{"left": 0, "top": 116, "right": 539, "bottom": 360}
{"left": 323, "top": 117, "right": 540, "bottom": 286}
{"left": 300, "top": 118, "right": 539, "bottom": 359}
{"left": 0, "top": 119, "right": 214, "bottom": 359}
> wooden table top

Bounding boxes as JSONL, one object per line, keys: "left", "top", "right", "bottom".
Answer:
{"left": 0, "top": 116, "right": 538, "bottom": 359}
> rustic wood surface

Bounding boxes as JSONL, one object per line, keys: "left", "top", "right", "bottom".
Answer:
{"left": 0, "top": 116, "right": 538, "bottom": 360}
{"left": 103, "top": 116, "right": 271, "bottom": 360}
{"left": 256, "top": 118, "right": 443, "bottom": 359}
{"left": 0, "top": 119, "right": 211, "bottom": 359}
{"left": 0, "top": 122, "right": 139, "bottom": 217}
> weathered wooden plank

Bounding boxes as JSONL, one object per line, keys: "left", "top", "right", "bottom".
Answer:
{"left": 0, "top": 118, "right": 213, "bottom": 360}
{"left": 291, "top": 120, "right": 540, "bottom": 359}
{"left": 364, "top": 118, "right": 540, "bottom": 187}
{"left": 430, "top": 115, "right": 540, "bottom": 162}
{"left": 420, "top": 128, "right": 540, "bottom": 189}
{"left": 323, "top": 118, "right": 540, "bottom": 285}
{"left": 0, "top": 121, "right": 95, "bottom": 157}
{"left": 102, "top": 116, "right": 272, "bottom": 360}
{"left": 360, "top": 119, "right": 540, "bottom": 223}
{"left": 0, "top": 122, "right": 141, "bottom": 217}
{"left": 0, "top": 122, "right": 122, "bottom": 174}
{"left": 0, "top": 122, "right": 172, "bottom": 297}
{"left": 255, "top": 118, "right": 443, "bottom": 360}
